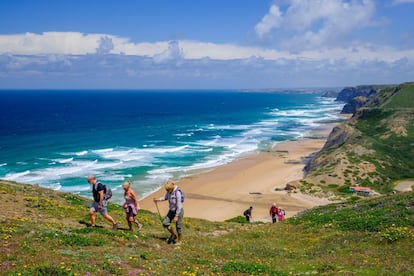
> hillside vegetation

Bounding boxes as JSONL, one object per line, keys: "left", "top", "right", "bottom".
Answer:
{"left": 1, "top": 180, "right": 413, "bottom": 275}
{"left": 303, "top": 82, "right": 414, "bottom": 195}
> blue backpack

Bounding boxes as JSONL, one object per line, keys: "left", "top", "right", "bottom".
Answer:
{"left": 175, "top": 188, "right": 184, "bottom": 203}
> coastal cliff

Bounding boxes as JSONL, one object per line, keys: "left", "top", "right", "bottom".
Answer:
{"left": 304, "top": 82, "right": 414, "bottom": 194}
{"left": 337, "top": 84, "right": 394, "bottom": 114}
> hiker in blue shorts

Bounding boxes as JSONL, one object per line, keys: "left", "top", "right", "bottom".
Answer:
{"left": 87, "top": 175, "right": 118, "bottom": 229}
{"left": 153, "top": 180, "right": 184, "bottom": 245}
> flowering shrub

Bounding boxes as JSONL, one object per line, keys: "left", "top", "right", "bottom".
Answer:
{"left": 380, "top": 226, "right": 414, "bottom": 243}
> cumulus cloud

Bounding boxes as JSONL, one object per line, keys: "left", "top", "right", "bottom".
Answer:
{"left": 96, "top": 36, "right": 114, "bottom": 55}
{"left": 153, "top": 40, "right": 183, "bottom": 64}
{"left": 255, "top": 0, "right": 376, "bottom": 50}
{"left": 255, "top": 4, "right": 283, "bottom": 39}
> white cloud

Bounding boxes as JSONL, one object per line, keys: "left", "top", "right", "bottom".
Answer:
{"left": 0, "top": 32, "right": 102, "bottom": 55}
{"left": 2, "top": 31, "right": 412, "bottom": 64}
{"left": 153, "top": 40, "right": 183, "bottom": 64}
{"left": 255, "top": 4, "right": 283, "bottom": 39}
{"left": 0, "top": 30, "right": 413, "bottom": 88}
{"left": 255, "top": 0, "right": 376, "bottom": 50}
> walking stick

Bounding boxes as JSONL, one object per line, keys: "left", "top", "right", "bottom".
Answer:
{"left": 154, "top": 200, "right": 163, "bottom": 222}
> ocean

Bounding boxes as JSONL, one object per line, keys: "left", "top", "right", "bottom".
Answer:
{"left": 0, "top": 90, "right": 344, "bottom": 202}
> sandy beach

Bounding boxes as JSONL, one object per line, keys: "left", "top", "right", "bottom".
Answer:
{"left": 140, "top": 123, "right": 339, "bottom": 222}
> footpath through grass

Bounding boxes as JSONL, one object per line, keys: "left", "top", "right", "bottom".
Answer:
{"left": 1, "top": 180, "right": 413, "bottom": 275}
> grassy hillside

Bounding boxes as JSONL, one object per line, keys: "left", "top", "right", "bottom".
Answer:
{"left": 304, "top": 82, "right": 414, "bottom": 194}
{"left": 383, "top": 82, "right": 414, "bottom": 109}
{"left": 1, "top": 180, "right": 413, "bottom": 275}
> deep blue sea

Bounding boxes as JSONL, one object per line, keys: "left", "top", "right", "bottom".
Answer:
{"left": 0, "top": 90, "right": 344, "bottom": 202}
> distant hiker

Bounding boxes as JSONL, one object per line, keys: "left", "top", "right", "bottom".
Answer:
{"left": 87, "top": 175, "right": 118, "bottom": 229}
{"left": 269, "top": 203, "right": 279, "bottom": 223}
{"left": 278, "top": 208, "right": 286, "bottom": 221}
{"left": 153, "top": 180, "right": 184, "bottom": 245}
{"left": 243, "top": 206, "right": 253, "bottom": 222}
{"left": 122, "top": 180, "right": 142, "bottom": 231}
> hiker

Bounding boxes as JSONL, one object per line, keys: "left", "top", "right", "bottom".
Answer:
{"left": 269, "top": 203, "right": 279, "bottom": 223}
{"left": 153, "top": 180, "right": 184, "bottom": 245}
{"left": 243, "top": 206, "right": 253, "bottom": 222}
{"left": 122, "top": 180, "right": 142, "bottom": 231}
{"left": 278, "top": 207, "right": 286, "bottom": 221}
{"left": 87, "top": 175, "right": 118, "bottom": 229}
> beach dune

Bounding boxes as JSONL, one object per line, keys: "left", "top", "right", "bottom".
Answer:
{"left": 140, "top": 124, "right": 337, "bottom": 222}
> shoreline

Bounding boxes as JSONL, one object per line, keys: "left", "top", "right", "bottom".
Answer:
{"left": 139, "top": 121, "right": 342, "bottom": 222}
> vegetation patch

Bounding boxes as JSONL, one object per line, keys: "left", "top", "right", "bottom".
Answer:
{"left": 1, "top": 180, "right": 413, "bottom": 275}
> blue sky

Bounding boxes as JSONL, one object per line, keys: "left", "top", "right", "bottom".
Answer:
{"left": 1, "top": 0, "right": 414, "bottom": 89}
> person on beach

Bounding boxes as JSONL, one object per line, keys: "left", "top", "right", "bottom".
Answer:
{"left": 269, "top": 203, "right": 279, "bottom": 223}
{"left": 87, "top": 175, "right": 118, "bottom": 229}
{"left": 278, "top": 207, "right": 286, "bottom": 221}
{"left": 122, "top": 180, "right": 142, "bottom": 231}
{"left": 243, "top": 206, "right": 253, "bottom": 222}
{"left": 153, "top": 180, "right": 184, "bottom": 245}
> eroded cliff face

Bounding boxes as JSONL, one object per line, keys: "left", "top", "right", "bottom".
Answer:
{"left": 336, "top": 85, "right": 394, "bottom": 114}
{"left": 301, "top": 83, "right": 414, "bottom": 195}
{"left": 336, "top": 85, "right": 377, "bottom": 103}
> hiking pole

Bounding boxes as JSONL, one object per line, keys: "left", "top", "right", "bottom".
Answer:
{"left": 154, "top": 201, "right": 163, "bottom": 222}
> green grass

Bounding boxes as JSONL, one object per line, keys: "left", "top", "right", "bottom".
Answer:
{"left": 383, "top": 82, "right": 414, "bottom": 109}
{"left": 1, "top": 181, "right": 413, "bottom": 275}
{"left": 354, "top": 107, "right": 414, "bottom": 192}
{"left": 306, "top": 82, "right": 414, "bottom": 196}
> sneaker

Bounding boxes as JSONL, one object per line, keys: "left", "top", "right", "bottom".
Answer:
{"left": 112, "top": 223, "right": 119, "bottom": 230}
{"left": 167, "top": 234, "right": 177, "bottom": 244}
{"left": 137, "top": 223, "right": 143, "bottom": 231}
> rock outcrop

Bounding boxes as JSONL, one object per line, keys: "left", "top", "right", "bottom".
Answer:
{"left": 335, "top": 85, "right": 393, "bottom": 114}
{"left": 336, "top": 85, "right": 377, "bottom": 103}
{"left": 341, "top": 96, "right": 369, "bottom": 114}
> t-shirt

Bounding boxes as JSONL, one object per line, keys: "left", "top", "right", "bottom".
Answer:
{"left": 270, "top": 206, "right": 278, "bottom": 215}
{"left": 244, "top": 208, "right": 252, "bottom": 216}
{"left": 92, "top": 182, "right": 105, "bottom": 202}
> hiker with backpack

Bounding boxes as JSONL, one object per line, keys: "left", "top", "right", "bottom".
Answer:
{"left": 87, "top": 175, "right": 118, "bottom": 230}
{"left": 153, "top": 180, "right": 184, "bottom": 245}
{"left": 122, "top": 180, "right": 143, "bottom": 231}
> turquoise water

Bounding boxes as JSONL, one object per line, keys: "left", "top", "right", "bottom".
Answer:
{"left": 0, "top": 90, "right": 344, "bottom": 202}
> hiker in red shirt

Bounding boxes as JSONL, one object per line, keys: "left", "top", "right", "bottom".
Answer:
{"left": 269, "top": 203, "right": 279, "bottom": 223}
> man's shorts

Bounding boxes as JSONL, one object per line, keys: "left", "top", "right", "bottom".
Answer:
{"left": 163, "top": 209, "right": 184, "bottom": 233}
{"left": 90, "top": 200, "right": 108, "bottom": 215}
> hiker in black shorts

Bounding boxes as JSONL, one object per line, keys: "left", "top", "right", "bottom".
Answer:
{"left": 153, "top": 180, "right": 184, "bottom": 245}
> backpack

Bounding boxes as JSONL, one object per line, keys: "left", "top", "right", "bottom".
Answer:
{"left": 104, "top": 185, "right": 112, "bottom": 200}
{"left": 174, "top": 188, "right": 184, "bottom": 203}
{"left": 96, "top": 182, "right": 112, "bottom": 200}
